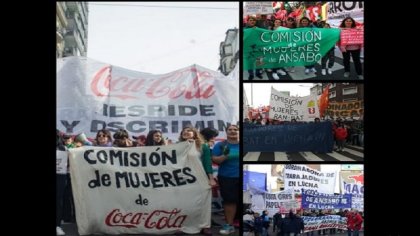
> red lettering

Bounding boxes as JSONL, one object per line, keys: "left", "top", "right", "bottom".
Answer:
{"left": 122, "top": 213, "right": 133, "bottom": 223}
{"left": 105, "top": 209, "right": 136, "bottom": 228}
{"left": 104, "top": 208, "right": 187, "bottom": 230}
{"left": 90, "top": 66, "right": 216, "bottom": 100}
{"left": 91, "top": 65, "right": 112, "bottom": 97}
{"left": 131, "top": 213, "right": 142, "bottom": 225}
{"left": 110, "top": 77, "right": 130, "bottom": 91}
{"left": 145, "top": 209, "right": 185, "bottom": 229}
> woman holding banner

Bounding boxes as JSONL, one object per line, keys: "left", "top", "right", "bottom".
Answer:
{"left": 93, "top": 129, "right": 113, "bottom": 147}
{"left": 245, "top": 16, "right": 263, "bottom": 80}
{"left": 145, "top": 129, "right": 166, "bottom": 146}
{"left": 179, "top": 126, "right": 216, "bottom": 235}
{"left": 113, "top": 129, "right": 135, "bottom": 147}
{"left": 270, "top": 19, "right": 288, "bottom": 80}
{"left": 212, "top": 124, "right": 240, "bottom": 235}
{"left": 284, "top": 17, "right": 297, "bottom": 73}
{"left": 339, "top": 17, "right": 363, "bottom": 79}
{"left": 299, "top": 17, "right": 318, "bottom": 75}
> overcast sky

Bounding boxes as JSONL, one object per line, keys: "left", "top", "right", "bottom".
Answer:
{"left": 87, "top": 2, "right": 239, "bottom": 74}
{"left": 243, "top": 83, "right": 315, "bottom": 107}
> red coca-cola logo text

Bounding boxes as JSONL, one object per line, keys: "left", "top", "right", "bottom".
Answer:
{"left": 91, "top": 66, "right": 216, "bottom": 100}
{"left": 105, "top": 208, "right": 187, "bottom": 229}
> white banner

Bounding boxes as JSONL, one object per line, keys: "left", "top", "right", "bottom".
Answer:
{"left": 249, "top": 189, "right": 297, "bottom": 217}
{"left": 284, "top": 164, "right": 336, "bottom": 194}
{"left": 302, "top": 215, "right": 347, "bottom": 232}
{"left": 244, "top": 2, "right": 274, "bottom": 15}
{"left": 243, "top": 87, "right": 249, "bottom": 120}
{"left": 327, "top": 1, "right": 364, "bottom": 28}
{"left": 56, "top": 150, "right": 68, "bottom": 174}
{"left": 352, "top": 194, "right": 364, "bottom": 211}
{"left": 57, "top": 57, "right": 239, "bottom": 141}
{"left": 265, "top": 189, "right": 298, "bottom": 217}
{"left": 269, "top": 87, "right": 320, "bottom": 122}
{"left": 69, "top": 142, "right": 211, "bottom": 235}
{"left": 250, "top": 193, "right": 265, "bottom": 214}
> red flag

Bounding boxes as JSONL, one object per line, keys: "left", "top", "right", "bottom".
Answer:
{"left": 319, "top": 84, "right": 330, "bottom": 117}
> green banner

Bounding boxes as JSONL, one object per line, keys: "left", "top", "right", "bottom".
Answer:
{"left": 243, "top": 27, "right": 340, "bottom": 70}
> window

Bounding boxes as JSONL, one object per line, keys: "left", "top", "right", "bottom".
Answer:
{"left": 223, "top": 44, "right": 233, "bottom": 56}
{"left": 343, "top": 98, "right": 357, "bottom": 102}
{"left": 343, "top": 87, "right": 357, "bottom": 95}
{"left": 329, "top": 91, "right": 336, "bottom": 98}
{"left": 329, "top": 83, "right": 336, "bottom": 88}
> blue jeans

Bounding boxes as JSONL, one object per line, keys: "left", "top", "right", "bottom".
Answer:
{"left": 261, "top": 227, "right": 268, "bottom": 236}
{"left": 353, "top": 229, "right": 360, "bottom": 236}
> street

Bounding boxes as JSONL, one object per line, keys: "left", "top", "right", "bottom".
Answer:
{"left": 244, "top": 145, "right": 363, "bottom": 162}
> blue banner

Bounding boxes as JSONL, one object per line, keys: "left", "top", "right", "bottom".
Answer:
{"left": 243, "top": 170, "right": 267, "bottom": 191}
{"left": 301, "top": 189, "right": 352, "bottom": 209}
{"left": 243, "top": 122, "right": 334, "bottom": 152}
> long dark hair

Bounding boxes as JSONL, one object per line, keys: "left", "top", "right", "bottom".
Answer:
{"left": 340, "top": 17, "right": 356, "bottom": 28}
{"left": 145, "top": 130, "right": 165, "bottom": 146}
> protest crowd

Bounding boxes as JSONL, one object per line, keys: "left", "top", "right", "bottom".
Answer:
{"left": 244, "top": 2, "right": 364, "bottom": 80}
{"left": 57, "top": 125, "right": 240, "bottom": 235}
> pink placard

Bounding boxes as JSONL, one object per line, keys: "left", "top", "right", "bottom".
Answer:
{"left": 340, "top": 28, "right": 364, "bottom": 46}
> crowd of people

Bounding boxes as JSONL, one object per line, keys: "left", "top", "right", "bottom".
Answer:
{"left": 56, "top": 124, "right": 239, "bottom": 235}
{"left": 244, "top": 208, "right": 364, "bottom": 236}
{"left": 244, "top": 14, "right": 363, "bottom": 80}
{"left": 244, "top": 116, "right": 364, "bottom": 150}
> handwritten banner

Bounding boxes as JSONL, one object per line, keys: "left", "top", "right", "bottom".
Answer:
{"left": 244, "top": 1, "right": 274, "bottom": 15}
{"left": 56, "top": 150, "right": 68, "bottom": 174}
{"left": 264, "top": 189, "right": 298, "bottom": 216}
{"left": 68, "top": 142, "right": 211, "bottom": 235}
{"left": 283, "top": 165, "right": 336, "bottom": 194}
{"left": 244, "top": 28, "right": 340, "bottom": 70}
{"left": 301, "top": 189, "right": 352, "bottom": 209}
{"left": 352, "top": 194, "right": 364, "bottom": 211}
{"left": 270, "top": 87, "right": 319, "bottom": 122}
{"left": 340, "top": 28, "right": 364, "bottom": 46}
{"left": 243, "top": 122, "right": 334, "bottom": 153}
{"left": 303, "top": 215, "right": 347, "bottom": 232}
{"left": 249, "top": 189, "right": 298, "bottom": 217}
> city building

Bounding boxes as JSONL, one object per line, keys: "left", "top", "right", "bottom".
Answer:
{"left": 218, "top": 28, "right": 239, "bottom": 75}
{"left": 311, "top": 83, "right": 364, "bottom": 102}
{"left": 56, "top": 2, "right": 89, "bottom": 58}
{"left": 311, "top": 83, "right": 364, "bottom": 120}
